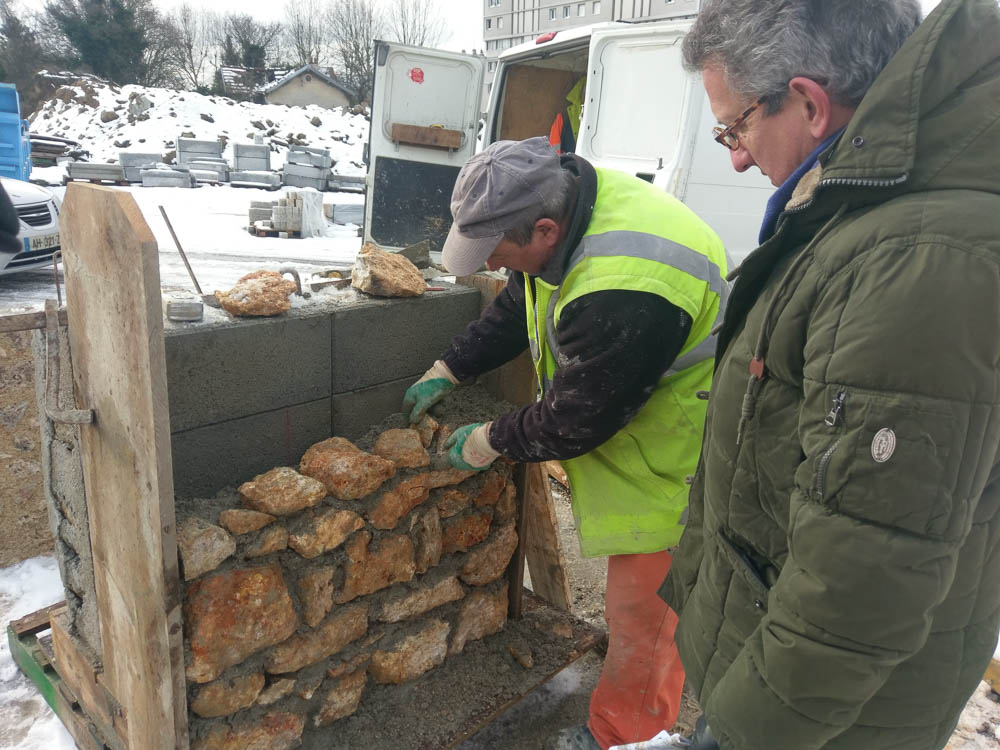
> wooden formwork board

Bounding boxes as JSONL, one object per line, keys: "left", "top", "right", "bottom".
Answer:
{"left": 59, "top": 183, "right": 188, "bottom": 750}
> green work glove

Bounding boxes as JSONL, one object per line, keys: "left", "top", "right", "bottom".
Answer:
{"left": 445, "top": 422, "right": 501, "bottom": 472}
{"left": 403, "top": 360, "right": 459, "bottom": 423}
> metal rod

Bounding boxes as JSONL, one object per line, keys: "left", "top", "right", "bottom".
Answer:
{"left": 158, "top": 205, "right": 203, "bottom": 296}
{"left": 51, "top": 251, "right": 62, "bottom": 308}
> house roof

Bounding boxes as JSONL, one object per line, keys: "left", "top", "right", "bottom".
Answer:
{"left": 260, "top": 64, "right": 357, "bottom": 100}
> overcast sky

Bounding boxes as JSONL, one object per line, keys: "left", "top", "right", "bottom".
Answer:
{"left": 16, "top": 0, "right": 945, "bottom": 57}
{"left": 17, "top": 0, "right": 944, "bottom": 58}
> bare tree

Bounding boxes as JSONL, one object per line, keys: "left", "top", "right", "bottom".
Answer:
{"left": 172, "top": 4, "right": 218, "bottom": 90}
{"left": 224, "top": 12, "right": 283, "bottom": 70}
{"left": 283, "top": 0, "right": 332, "bottom": 66}
{"left": 329, "top": 0, "right": 383, "bottom": 102}
{"left": 383, "top": 0, "right": 448, "bottom": 48}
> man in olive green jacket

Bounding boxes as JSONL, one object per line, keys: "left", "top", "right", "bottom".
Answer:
{"left": 660, "top": 1, "right": 1000, "bottom": 749}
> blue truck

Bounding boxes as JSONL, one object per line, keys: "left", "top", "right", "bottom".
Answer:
{"left": 0, "top": 82, "right": 62, "bottom": 275}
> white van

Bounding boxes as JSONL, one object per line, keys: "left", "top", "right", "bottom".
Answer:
{"left": 363, "top": 18, "right": 773, "bottom": 264}
{"left": 0, "top": 176, "right": 61, "bottom": 276}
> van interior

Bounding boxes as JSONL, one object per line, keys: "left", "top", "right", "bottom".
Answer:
{"left": 490, "top": 47, "right": 589, "bottom": 150}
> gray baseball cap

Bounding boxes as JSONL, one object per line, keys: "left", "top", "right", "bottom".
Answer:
{"left": 442, "top": 137, "right": 563, "bottom": 276}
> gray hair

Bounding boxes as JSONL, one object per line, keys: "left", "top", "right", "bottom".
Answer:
{"left": 683, "top": 0, "right": 922, "bottom": 111}
{"left": 502, "top": 167, "right": 577, "bottom": 246}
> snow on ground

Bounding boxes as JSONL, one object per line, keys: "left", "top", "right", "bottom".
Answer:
{"left": 28, "top": 77, "right": 369, "bottom": 176}
{"left": 0, "top": 183, "right": 366, "bottom": 314}
{"left": 0, "top": 557, "right": 76, "bottom": 750}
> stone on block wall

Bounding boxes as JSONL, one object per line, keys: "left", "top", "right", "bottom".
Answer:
{"left": 177, "top": 390, "right": 518, "bottom": 748}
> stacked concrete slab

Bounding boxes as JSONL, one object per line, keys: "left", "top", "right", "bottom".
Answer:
{"left": 119, "top": 152, "right": 162, "bottom": 182}
{"left": 164, "top": 285, "right": 481, "bottom": 495}
{"left": 66, "top": 162, "right": 126, "bottom": 183}
{"left": 234, "top": 143, "right": 271, "bottom": 172}
{"left": 141, "top": 165, "right": 198, "bottom": 188}
{"left": 328, "top": 174, "right": 365, "bottom": 193}
{"left": 188, "top": 160, "right": 230, "bottom": 183}
{"left": 282, "top": 145, "right": 333, "bottom": 190}
{"left": 176, "top": 137, "right": 225, "bottom": 166}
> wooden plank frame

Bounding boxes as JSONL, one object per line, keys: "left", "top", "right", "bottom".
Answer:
{"left": 59, "top": 183, "right": 188, "bottom": 750}
{"left": 391, "top": 122, "right": 463, "bottom": 150}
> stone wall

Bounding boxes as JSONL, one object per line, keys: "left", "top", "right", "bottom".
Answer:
{"left": 0, "top": 330, "right": 53, "bottom": 568}
{"left": 177, "top": 412, "right": 518, "bottom": 749}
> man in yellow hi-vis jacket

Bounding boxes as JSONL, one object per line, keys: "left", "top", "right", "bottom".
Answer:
{"left": 404, "top": 137, "right": 727, "bottom": 750}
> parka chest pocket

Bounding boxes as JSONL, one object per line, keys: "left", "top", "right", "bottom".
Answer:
{"left": 808, "top": 387, "right": 959, "bottom": 538}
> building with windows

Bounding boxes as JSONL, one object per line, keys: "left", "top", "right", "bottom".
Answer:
{"left": 482, "top": 0, "right": 699, "bottom": 102}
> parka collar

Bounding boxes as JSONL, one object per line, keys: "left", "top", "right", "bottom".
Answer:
{"left": 821, "top": 0, "right": 997, "bottom": 185}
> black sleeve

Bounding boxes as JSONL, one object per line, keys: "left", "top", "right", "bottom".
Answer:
{"left": 0, "top": 183, "right": 21, "bottom": 257}
{"left": 489, "top": 289, "right": 692, "bottom": 462}
{"left": 441, "top": 273, "right": 530, "bottom": 382}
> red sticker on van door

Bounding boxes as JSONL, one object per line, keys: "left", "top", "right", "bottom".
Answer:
{"left": 409, "top": 68, "right": 425, "bottom": 84}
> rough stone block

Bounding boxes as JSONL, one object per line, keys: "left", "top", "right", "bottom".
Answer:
{"left": 246, "top": 525, "right": 289, "bottom": 557}
{"left": 449, "top": 583, "right": 508, "bottom": 655}
{"left": 191, "top": 672, "right": 265, "bottom": 718}
{"left": 239, "top": 466, "right": 326, "bottom": 516}
{"left": 460, "top": 523, "right": 518, "bottom": 586}
{"left": 326, "top": 651, "right": 371, "bottom": 680}
{"left": 288, "top": 508, "right": 364, "bottom": 559}
{"left": 474, "top": 470, "right": 506, "bottom": 507}
{"left": 299, "top": 566, "right": 335, "bottom": 628}
{"left": 265, "top": 604, "right": 368, "bottom": 674}
{"left": 436, "top": 488, "right": 470, "bottom": 519}
{"left": 216, "top": 270, "right": 298, "bottom": 317}
{"left": 171, "top": 398, "right": 333, "bottom": 497}
{"left": 369, "top": 619, "right": 450, "bottom": 685}
{"left": 411, "top": 507, "right": 442, "bottom": 574}
{"left": 330, "top": 286, "right": 481, "bottom": 393}
{"left": 352, "top": 243, "right": 425, "bottom": 298}
{"left": 336, "top": 531, "right": 415, "bottom": 603}
{"left": 494, "top": 481, "right": 517, "bottom": 525}
{"left": 373, "top": 428, "right": 429, "bottom": 469}
{"left": 368, "top": 475, "right": 431, "bottom": 531}
{"left": 314, "top": 670, "right": 366, "bottom": 727}
{"left": 185, "top": 566, "right": 298, "bottom": 683}
{"left": 177, "top": 517, "right": 236, "bottom": 581}
{"left": 377, "top": 575, "right": 464, "bottom": 623}
{"left": 164, "top": 313, "right": 331, "bottom": 433}
{"left": 299, "top": 437, "right": 395, "bottom": 500}
{"left": 219, "top": 509, "right": 275, "bottom": 535}
{"left": 256, "top": 677, "right": 295, "bottom": 706}
{"left": 441, "top": 509, "right": 494, "bottom": 554}
{"left": 414, "top": 414, "right": 439, "bottom": 449}
{"left": 193, "top": 711, "right": 304, "bottom": 750}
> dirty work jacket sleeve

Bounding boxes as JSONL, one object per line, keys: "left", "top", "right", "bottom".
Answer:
{"left": 442, "top": 272, "right": 531, "bottom": 382}
{"left": 489, "top": 289, "right": 690, "bottom": 462}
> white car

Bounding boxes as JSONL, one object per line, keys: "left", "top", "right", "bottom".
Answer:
{"left": 0, "top": 176, "right": 61, "bottom": 275}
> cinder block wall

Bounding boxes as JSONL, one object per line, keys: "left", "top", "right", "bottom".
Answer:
{"left": 166, "top": 285, "right": 480, "bottom": 497}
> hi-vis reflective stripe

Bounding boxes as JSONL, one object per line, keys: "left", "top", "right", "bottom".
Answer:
{"left": 569, "top": 231, "right": 726, "bottom": 297}
{"left": 664, "top": 277, "right": 729, "bottom": 376}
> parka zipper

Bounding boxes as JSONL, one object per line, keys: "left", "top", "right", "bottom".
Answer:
{"left": 814, "top": 389, "right": 847, "bottom": 500}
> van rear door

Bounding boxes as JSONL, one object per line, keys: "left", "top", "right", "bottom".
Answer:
{"left": 363, "top": 41, "right": 485, "bottom": 253}
{"left": 577, "top": 21, "right": 695, "bottom": 181}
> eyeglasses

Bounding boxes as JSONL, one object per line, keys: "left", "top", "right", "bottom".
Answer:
{"left": 712, "top": 97, "right": 764, "bottom": 151}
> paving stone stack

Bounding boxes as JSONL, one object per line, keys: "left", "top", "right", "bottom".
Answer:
{"left": 282, "top": 145, "right": 333, "bottom": 191}
{"left": 176, "top": 418, "right": 517, "bottom": 748}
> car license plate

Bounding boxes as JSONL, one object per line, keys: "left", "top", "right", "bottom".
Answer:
{"left": 29, "top": 233, "right": 60, "bottom": 252}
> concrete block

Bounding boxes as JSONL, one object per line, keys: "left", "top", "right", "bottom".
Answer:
{"left": 189, "top": 169, "right": 220, "bottom": 184}
{"left": 231, "top": 171, "right": 281, "bottom": 189}
{"left": 164, "top": 314, "right": 332, "bottom": 432}
{"left": 283, "top": 173, "right": 328, "bottom": 191}
{"left": 329, "top": 175, "right": 366, "bottom": 193}
{"left": 67, "top": 162, "right": 126, "bottom": 181}
{"left": 235, "top": 157, "right": 270, "bottom": 172}
{"left": 119, "top": 152, "right": 162, "bottom": 182}
{"left": 287, "top": 150, "right": 333, "bottom": 169}
{"left": 189, "top": 160, "right": 230, "bottom": 181}
{"left": 177, "top": 138, "right": 223, "bottom": 163}
{"left": 248, "top": 207, "right": 271, "bottom": 223}
{"left": 331, "top": 286, "right": 480, "bottom": 393}
{"left": 141, "top": 172, "right": 195, "bottom": 188}
{"left": 331, "top": 378, "right": 411, "bottom": 443}
{"left": 289, "top": 144, "right": 329, "bottom": 157}
{"left": 171, "top": 399, "right": 332, "bottom": 496}
{"left": 284, "top": 162, "right": 330, "bottom": 179}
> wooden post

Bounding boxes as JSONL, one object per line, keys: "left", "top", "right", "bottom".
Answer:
{"left": 60, "top": 183, "right": 188, "bottom": 750}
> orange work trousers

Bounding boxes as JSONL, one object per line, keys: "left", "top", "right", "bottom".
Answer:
{"left": 587, "top": 550, "right": 684, "bottom": 750}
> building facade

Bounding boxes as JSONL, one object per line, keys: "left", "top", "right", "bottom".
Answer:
{"left": 482, "top": 0, "right": 698, "bottom": 97}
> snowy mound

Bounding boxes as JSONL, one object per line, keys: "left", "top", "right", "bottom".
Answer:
{"left": 27, "top": 75, "right": 369, "bottom": 175}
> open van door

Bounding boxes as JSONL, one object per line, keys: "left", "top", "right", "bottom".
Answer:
{"left": 363, "top": 41, "right": 485, "bottom": 253}
{"left": 577, "top": 21, "right": 696, "bottom": 182}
